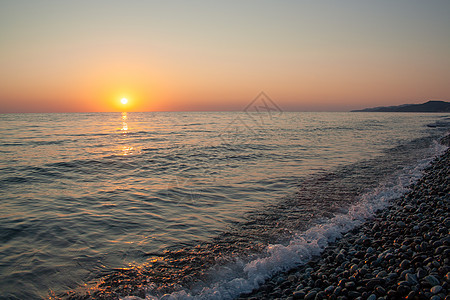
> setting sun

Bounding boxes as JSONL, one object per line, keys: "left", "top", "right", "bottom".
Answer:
{"left": 121, "top": 98, "right": 128, "bottom": 105}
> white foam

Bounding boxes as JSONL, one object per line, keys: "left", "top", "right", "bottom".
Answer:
{"left": 123, "top": 139, "right": 448, "bottom": 300}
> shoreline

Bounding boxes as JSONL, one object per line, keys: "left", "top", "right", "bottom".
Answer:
{"left": 239, "top": 135, "right": 450, "bottom": 300}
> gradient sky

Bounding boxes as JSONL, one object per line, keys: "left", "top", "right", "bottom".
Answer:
{"left": 1, "top": 0, "right": 449, "bottom": 113}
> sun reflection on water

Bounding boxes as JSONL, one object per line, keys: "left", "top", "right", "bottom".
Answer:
{"left": 119, "top": 112, "right": 134, "bottom": 155}
{"left": 121, "top": 112, "right": 128, "bottom": 133}
{"left": 121, "top": 146, "right": 134, "bottom": 156}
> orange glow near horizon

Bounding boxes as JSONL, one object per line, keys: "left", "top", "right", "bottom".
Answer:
{"left": 0, "top": 2, "right": 449, "bottom": 113}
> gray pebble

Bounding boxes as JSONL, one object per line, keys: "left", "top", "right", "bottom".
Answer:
{"left": 315, "top": 291, "right": 326, "bottom": 299}
{"left": 375, "top": 286, "right": 386, "bottom": 296}
{"left": 399, "top": 259, "right": 410, "bottom": 269}
{"left": 324, "top": 285, "right": 335, "bottom": 294}
{"left": 347, "top": 291, "right": 361, "bottom": 298}
{"left": 397, "top": 221, "right": 406, "bottom": 227}
{"left": 431, "top": 285, "right": 443, "bottom": 294}
{"left": 425, "top": 275, "right": 440, "bottom": 286}
{"left": 367, "top": 294, "right": 377, "bottom": 300}
{"left": 406, "top": 273, "right": 418, "bottom": 284}
{"left": 292, "top": 290, "right": 305, "bottom": 299}
{"left": 304, "top": 290, "right": 317, "bottom": 300}
{"left": 417, "top": 268, "right": 427, "bottom": 279}
{"left": 333, "top": 286, "right": 342, "bottom": 296}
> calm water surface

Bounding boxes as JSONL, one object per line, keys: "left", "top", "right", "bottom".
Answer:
{"left": 0, "top": 112, "right": 448, "bottom": 299}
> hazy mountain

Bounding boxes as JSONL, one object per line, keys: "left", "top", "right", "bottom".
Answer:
{"left": 352, "top": 100, "right": 450, "bottom": 112}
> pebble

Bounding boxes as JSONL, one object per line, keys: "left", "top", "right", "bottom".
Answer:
{"left": 399, "top": 259, "right": 410, "bottom": 269}
{"left": 367, "top": 294, "right": 377, "bottom": 300}
{"left": 292, "top": 290, "right": 305, "bottom": 299}
{"left": 397, "top": 221, "right": 406, "bottom": 227}
{"left": 405, "top": 273, "right": 418, "bottom": 284}
{"left": 375, "top": 286, "right": 386, "bottom": 296}
{"left": 431, "top": 285, "right": 443, "bottom": 294}
{"left": 304, "top": 290, "right": 316, "bottom": 300}
{"left": 344, "top": 281, "right": 355, "bottom": 289}
{"left": 425, "top": 275, "right": 441, "bottom": 286}
{"left": 417, "top": 268, "right": 427, "bottom": 279}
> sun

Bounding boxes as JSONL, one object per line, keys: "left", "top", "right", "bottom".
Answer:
{"left": 121, "top": 98, "right": 128, "bottom": 105}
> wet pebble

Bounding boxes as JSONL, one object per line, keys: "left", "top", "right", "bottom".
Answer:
{"left": 425, "top": 275, "right": 441, "bottom": 286}
{"left": 431, "top": 285, "right": 443, "bottom": 294}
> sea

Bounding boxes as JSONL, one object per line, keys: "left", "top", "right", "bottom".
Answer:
{"left": 0, "top": 111, "right": 449, "bottom": 299}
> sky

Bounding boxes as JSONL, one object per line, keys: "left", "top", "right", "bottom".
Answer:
{"left": 0, "top": 0, "right": 449, "bottom": 113}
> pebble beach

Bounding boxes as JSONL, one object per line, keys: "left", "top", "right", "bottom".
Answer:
{"left": 239, "top": 135, "right": 450, "bottom": 300}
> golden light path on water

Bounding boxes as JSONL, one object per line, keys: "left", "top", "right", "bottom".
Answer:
{"left": 120, "top": 112, "right": 134, "bottom": 156}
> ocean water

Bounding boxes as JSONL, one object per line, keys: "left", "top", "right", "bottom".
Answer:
{"left": 0, "top": 111, "right": 449, "bottom": 299}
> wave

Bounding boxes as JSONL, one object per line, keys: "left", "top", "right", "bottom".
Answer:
{"left": 122, "top": 139, "right": 447, "bottom": 300}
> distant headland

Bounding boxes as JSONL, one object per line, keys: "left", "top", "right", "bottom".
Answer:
{"left": 352, "top": 100, "right": 450, "bottom": 112}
